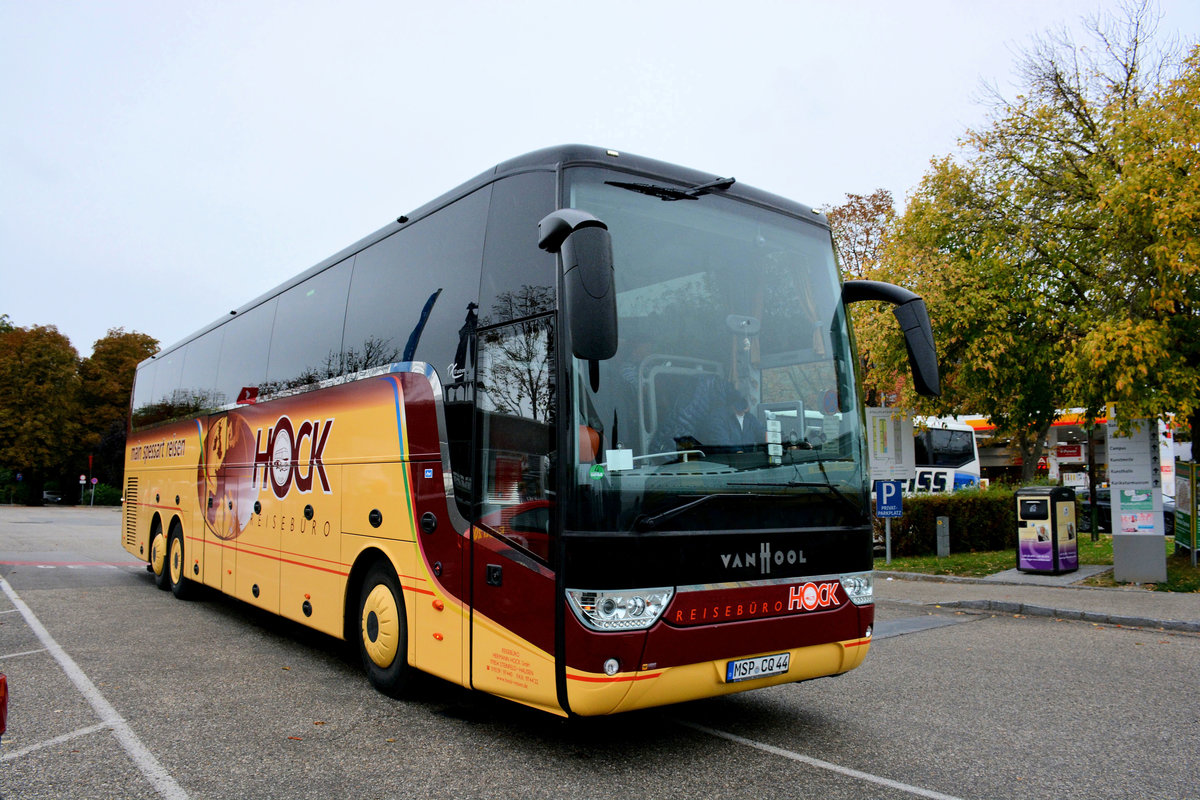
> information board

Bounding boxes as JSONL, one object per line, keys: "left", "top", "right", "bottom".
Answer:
{"left": 1107, "top": 419, "right": 1162, "bottom": 535}
{"left": 865, "top": 408, "right": 915, "bottom": 482}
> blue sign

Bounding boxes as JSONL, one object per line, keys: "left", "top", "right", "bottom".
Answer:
{"left": 876, "top": 481, "right": 903, "bottom": 518}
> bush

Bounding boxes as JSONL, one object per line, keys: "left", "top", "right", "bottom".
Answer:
{"left": 875, "top": 485, "right": 1019, "bottom": 557}
{"left": 90, "top": 483, "right": 123, "bottom": 506}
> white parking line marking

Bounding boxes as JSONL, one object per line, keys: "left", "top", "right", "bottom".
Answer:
{"left": 1, "top": 722, "right": 110, "bottom": 762}
{"left": 681, "top": 721, "right": 967, "bottom": 800}
{"left": 0, "top": 576, "right": 190, "bottom": 799}
{"left": 1, "top": 647, "right": 49, "bottom": 660}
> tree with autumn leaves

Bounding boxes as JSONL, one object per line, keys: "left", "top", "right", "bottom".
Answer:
{"left": 839, "top": 4, "right": 1199, "bottom": 480}
{"left": 0, "top": 320, "right": 156, "bottom": 503}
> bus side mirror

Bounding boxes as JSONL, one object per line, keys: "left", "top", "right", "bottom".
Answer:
{"left": 538, "top": 209, "right": 618, "bottom": 361}
{"left": 842, "top": 279, "right": 940, "bottom": 397}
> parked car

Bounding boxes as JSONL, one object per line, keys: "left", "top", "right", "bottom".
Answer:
{"left": 41, "top": 490, "right": 62, "bottom": 504}
{"left": 1077, "top": 487, "right": 1175, "bottom": 537}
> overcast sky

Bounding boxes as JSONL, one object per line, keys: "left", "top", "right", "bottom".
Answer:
{"left": 3, "top": 0, "right": 1197, "bottom": 356}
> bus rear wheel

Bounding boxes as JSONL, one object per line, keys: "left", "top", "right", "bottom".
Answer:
{"left": 356, "top": 562, "right": 409, "bottom": 696}
{"left": 150, "top": 522, "right": 169, "bottom": 591}
{"left": 167, "top": 522, "right": 196, "bottom": 600}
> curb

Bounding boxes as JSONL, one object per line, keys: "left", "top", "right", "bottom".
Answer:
{"left": 877, "top": 571, "right": 1200, "bottom": 634}
{"left": 876, "top": 570, "right": 1116, "bottom": 590}
{"left": 939, "top": 599, "right": 1200, "bottom": 634}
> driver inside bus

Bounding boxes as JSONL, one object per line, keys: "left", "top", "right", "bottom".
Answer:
{"left": 707, "top": 390, "right": 765, "bottom": 450}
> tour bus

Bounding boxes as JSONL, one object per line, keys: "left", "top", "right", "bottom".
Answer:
{"left": 909, "top": 417, "right": 981, "bottom": 493}
{"left": 122, "top": 145, "right": 938, "bottom": 716}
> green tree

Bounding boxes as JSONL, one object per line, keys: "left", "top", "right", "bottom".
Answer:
{"left": 1071, "top": 43, "right": 1200, "bottom": 438}
{"left": 0, "top": 325, "right": 84, "bottom": 502}
{"left": 79, "top": 328, "right": 159, "bottom": 486}
{"left": 825, "top": 189, "right": 898, "bottom": 407}
{"left": 865, "top": 157, "right": 1067, "bottom": 479}
{"left": 860, "top": 2, "right": 1193, "bottom": 478}
{"left": 825, "top": 189, "right": 895, "bottom": 280}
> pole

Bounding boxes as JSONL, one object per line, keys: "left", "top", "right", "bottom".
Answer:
{"left": 885, "top": 518, "right": 892, "bottom": 565}
{"left": 1087, "top": 416, "right": 1099, "bottom": 542}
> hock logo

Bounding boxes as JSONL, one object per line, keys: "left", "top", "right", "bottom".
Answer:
{"left": 253, "top": 416, "right": 334, "bottom": 499}
{"left": 720, "top": 542, "right": 806, "bottom": 575}
{"left": 789, "top": 581, "right": 840, "bottom": 611}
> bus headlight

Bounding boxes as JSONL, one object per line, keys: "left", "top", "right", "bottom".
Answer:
{"left": 839, "top": 572, "right": 873, "bottom": 606}
{"left": 566, "top": 587, "right": 674, "bottom": 631}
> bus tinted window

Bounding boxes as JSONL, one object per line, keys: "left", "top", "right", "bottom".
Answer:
{"left": 475, "top": 315, "right": 557, "bottom": 561}
{"left": 266, "top": 257, "right": 353, "bottom": 390}
{"left": 214, "top": 299, "right": 277, "bottom": 404}
{"left": 130, "top": 360, "right": 160, "bottom": 429}
{"left": 178, "top": 326, "right": 224, "bottom": 414}
{"left": 916, "top": 429, "right": 976, "bottom": 468}
{"left": 480, "top": 171, "right": 557, "bottom": 325}
{"left": 343, "top": 186, "right": 489, "bottom": 379}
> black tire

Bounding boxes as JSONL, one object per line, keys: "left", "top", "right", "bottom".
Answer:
{"left": 167, "top": 522, "right": 196, "bottom": 600}
{"left": 356, "top": 561, "right": 409, "bottom": 695}
{"left": 150, "top": 521, "right": 170, "bottom": 591}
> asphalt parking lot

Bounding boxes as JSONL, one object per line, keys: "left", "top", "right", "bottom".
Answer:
{"left": 2, "top": 507, "right": 1198, "bottom": 800}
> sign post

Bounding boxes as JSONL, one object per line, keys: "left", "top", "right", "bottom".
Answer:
{"left": 1107, "top": 416, "right": 1167, "bottom": 583}
{"left": 875, "top": 480, "right": 904, "bottom": 564}
{"left": 866, "top": 408, "right": 915, "bottom": 566}
{"left": 1176, "top": 461, "right": 1197, "bottom": 568}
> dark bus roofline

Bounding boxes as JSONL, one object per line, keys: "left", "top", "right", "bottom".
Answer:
{"left": 140, "top": 144, "right": 829, "bottom": 366}
{"left": 502, "top": 145, "right": 825, "bottom": 222}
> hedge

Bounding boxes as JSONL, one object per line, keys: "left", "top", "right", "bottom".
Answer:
{"left": 874, "top": 486, "right": 1020, "bottom": 557}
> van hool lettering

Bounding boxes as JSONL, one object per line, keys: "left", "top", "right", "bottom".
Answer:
{"left": 719, "top": 542, "right": 806, "bottom": 574}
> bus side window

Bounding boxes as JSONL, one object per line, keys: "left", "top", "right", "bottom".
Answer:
{"left": 479, "top": 171, "right": 557, "bottom": 325}
{"left": 131, "top": 358, "right": 162, "bottom": 430}
{"left": 265, "top": 257, "right": 353, "bottom": 391}
{"left": 214, "top": 299, "right": 277, "bottom": 408}
{"left": 474, "top": 316, "right": 557, "bottom": 560}
{"left": 343, "top": 187, "right": 490, "bottom": 378}
{"left": 178, "top": 328, "right": 223, "bottom": 415}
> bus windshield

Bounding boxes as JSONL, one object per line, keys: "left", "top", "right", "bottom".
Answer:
{"left": 565, "top": 168, "right": 867, "bottom": 533}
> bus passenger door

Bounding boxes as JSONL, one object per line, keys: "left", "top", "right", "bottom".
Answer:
{"left": 468, "top": 318, "right": 561, "bottom": 713}
{"left": 408, "top": 459, "right": 466, "bottom": 687}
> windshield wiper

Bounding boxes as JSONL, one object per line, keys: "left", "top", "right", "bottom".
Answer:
{"left": 635, "top": 495, "right": 717, "bottom": 531}
{"left": 606, "top": 176, "right": 736, "bottom": 202}
{"left": 634, "top": 492, "right": 756, "bottom": 532}
{"left": 729, "top": 481, "right": 868, "bottom": 524}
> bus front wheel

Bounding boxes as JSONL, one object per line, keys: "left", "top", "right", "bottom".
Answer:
{"left": 356, "top": 562, "right": 409, "bottom": 695}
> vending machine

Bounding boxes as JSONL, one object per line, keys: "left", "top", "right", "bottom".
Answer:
{"left": 1016, "top": 486, "right": 1079, "bottom": 574}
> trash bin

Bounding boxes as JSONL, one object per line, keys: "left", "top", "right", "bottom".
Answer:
{"left": 1016, "top": 486, "right": 1078, "bottom": 574}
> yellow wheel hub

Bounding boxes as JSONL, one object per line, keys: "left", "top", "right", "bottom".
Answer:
{"left": 169, "top": 535, "right": 184, "bottom": 585}
{"left": 150, "top": 533, "right": 166, "bottom": 576}
{"left": 361, "top": 584, "right": 400, "bottom": 668}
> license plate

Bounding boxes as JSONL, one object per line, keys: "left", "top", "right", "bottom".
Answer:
{"left": 725, "top": 652, "right": 791, "bottom": 683}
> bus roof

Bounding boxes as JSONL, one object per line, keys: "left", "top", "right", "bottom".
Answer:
{"left": 142, "top": 145, "right": 828, "bottom": 366}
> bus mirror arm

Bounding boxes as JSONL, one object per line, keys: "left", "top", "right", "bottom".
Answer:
{"left": 842, "top": 279, "right": 940, "bottom": 397}
{"left": 538, "top": 210, "right": 619, "bottom": 364}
